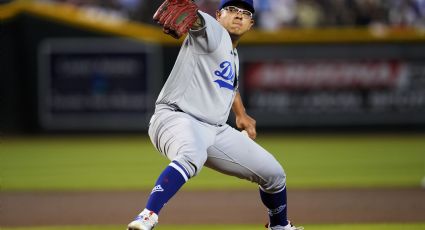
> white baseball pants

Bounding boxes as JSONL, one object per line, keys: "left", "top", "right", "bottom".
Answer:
{"left": 148, "top": 105, "right": 286, "bottom": 193}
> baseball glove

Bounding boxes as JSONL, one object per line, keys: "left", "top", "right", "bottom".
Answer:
{"left": 153, "top": 0, "right": 199, "bottom": 39}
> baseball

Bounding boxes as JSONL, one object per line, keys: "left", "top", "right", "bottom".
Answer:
{"left": 241, "top": 130, "right": 249, "bottom": 136}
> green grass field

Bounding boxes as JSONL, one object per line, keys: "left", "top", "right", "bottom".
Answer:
{"left": 1, "top": 134, "right": 424, "bottom": 191}
{"left": 1, "top": 134, "right": 425, "bottom": 229}
{"left": 3, "top": 223, "right": 425, "bottom": 230}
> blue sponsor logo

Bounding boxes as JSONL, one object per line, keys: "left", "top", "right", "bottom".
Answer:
{"left": 214, "top": 61, "right": 235, "bottom": 90}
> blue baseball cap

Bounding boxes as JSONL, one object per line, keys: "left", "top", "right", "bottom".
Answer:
{"left": 219, "top": 0, "right": 255, "bottom": 14}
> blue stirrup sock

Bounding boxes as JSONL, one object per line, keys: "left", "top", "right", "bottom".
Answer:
{"left": 259, "top": 186, "right": 289, "bottom": 227}
{"left": 145, "top": 161, "right": 190, "bottom": 214}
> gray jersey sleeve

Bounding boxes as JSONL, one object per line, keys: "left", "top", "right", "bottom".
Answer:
{"left": 189, "top": 11, "right": 224, "bottom": 53}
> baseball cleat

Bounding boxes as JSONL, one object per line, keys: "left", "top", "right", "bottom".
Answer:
{"left": 127, "top": 209, "right": 158, "bottom": 230}
{"left": 266, "top": 221, "right": 304, "bottom": 230}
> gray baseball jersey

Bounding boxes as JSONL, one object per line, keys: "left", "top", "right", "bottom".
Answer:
{"left": 149, "top": 11, "right": 285, "bottom": 193}
{"left": 156, "top": 11, "right": 239, "bottom": 126}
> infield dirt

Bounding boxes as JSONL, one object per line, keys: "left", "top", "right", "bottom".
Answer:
{"left": 1, "top": 188, "right": 425, "bottom": 227}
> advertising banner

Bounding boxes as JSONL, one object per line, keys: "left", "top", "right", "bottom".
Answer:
{"left": 38, "top": 38, "right": 162, "bottom": 131}
{"left": 242, "top": 59, "right": 425, "bottom": 127}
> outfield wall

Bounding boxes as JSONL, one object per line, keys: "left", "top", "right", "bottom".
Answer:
{"left": 1, "top": 1, "right": 425, "bottom": 132}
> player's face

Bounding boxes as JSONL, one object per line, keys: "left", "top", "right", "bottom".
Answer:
{"left": 216, "top": 5, "right": 254, "bottom": 37}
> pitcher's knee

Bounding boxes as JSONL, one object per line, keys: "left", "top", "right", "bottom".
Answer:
{"left": 174, "top": 153, "right": 207, "bottom": 178}
{"left": 260, "top": 168, "right": 287, "bottom": 193}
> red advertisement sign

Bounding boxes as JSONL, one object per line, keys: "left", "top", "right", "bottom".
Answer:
{"left": 245, "top": 60, "right": 408, "bottom": 91}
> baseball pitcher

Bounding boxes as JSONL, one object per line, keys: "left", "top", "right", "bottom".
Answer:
{"left": 127, "top": 0, "right": 303, "bottom": 229}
